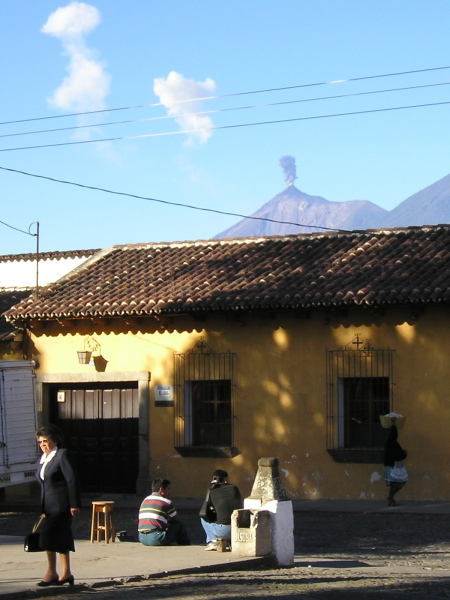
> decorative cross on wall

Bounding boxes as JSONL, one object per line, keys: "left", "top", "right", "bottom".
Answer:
{"left": 352, "top": 333, "right": 364, "bottom": 350}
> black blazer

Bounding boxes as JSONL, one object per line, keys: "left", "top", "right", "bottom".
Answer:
{"left": 37, "top": 448, "right": 81, "bottom": 515}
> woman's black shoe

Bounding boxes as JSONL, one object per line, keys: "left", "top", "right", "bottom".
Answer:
{"left": 57, "top": 575, "right": 75, "bottom": 586}
{"left": 37, "top": 577, "right": 59, "bottom": 587}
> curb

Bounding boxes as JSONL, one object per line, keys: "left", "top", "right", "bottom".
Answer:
{"left": 1, "top": 556, "right": 273, "bottom": 600}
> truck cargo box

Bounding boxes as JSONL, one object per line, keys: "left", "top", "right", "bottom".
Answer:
{"left": 0, "top": 360, "right": 38, "bottom": 488}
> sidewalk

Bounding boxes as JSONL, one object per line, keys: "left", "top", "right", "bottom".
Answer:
{"left": 4, "top": 492, "right": 450, "bottom": 514}
{"left": 1, "top": 496, "right": 449, "bottom": 599}
{"left": 84, "top": 494, "right": 450, "bottom": 515}
{"left": 0, "top": 536, "right": 267, "bottom": 599}
{"left": 290, "top": 498, "right": 450, "bottom": 514}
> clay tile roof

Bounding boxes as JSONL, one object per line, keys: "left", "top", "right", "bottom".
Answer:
{"left": 0, "top": 249, "right": 99, "bottom": 263}
{"left": 4, "top": 225, "right": 450, "bottom": 324}
{"left": 0, "top": 290, "right": 31, "bottom": 339}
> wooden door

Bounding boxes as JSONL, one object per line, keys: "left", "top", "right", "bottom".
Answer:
{"left": 50, "top": 384, "right": 139, "bottom": 493}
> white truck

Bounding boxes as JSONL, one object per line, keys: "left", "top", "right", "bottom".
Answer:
{"left": 0, "top": 360, "right": 38, "bottom": 488}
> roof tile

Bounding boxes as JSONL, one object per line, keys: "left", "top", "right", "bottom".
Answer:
{"left": 4, "top": 226, "right": 450, "bottom": 323}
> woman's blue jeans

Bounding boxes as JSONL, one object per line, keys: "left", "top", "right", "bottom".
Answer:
{"left": 200, "top": 518, "right": 231, "bottom": 543}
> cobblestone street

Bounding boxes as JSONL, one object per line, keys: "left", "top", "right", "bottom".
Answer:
{"left": 2, "top": 504, "right": 450, "bottom": 598}
{"left": 53, "top": 565, "right": 450, "bottom": 600}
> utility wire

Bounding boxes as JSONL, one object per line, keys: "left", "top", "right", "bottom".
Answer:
{"left": 0, "top": 166, "right": 350, "bottom": 233}
{"left": 0, "top": 64, "right": 449, "bottom": 127}
{"left": 0, "top": 220, "right": 36, "bottom": 236}
{"left": 2, "top": 81, "right": 449, "bottom": 140}
{"left": 1, "top": 99, "right": 449, "bottom": 153}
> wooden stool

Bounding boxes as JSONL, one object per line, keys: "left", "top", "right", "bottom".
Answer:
{"left": 216, "top": 537, "right": 231, "bottom": 552}
{"left": 90, "top": 501, "right": 115, "bottom": 543}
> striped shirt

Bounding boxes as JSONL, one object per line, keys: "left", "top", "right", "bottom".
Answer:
{"left": 138, "top": 492, "right": 177, "bottom": 531}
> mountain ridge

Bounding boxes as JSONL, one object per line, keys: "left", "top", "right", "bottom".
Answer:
{"left": 215, "top": 172, "right": 450, "bottom": 238}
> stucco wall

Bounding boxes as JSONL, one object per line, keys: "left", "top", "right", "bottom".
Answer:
{"left": 29, "top": 305, "right": 450, "bottom": 501}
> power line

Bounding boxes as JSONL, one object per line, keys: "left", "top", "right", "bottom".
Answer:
{"left": 0, "top": 219, "right": 37, "bottom": 236}
{"left": 1, "top": 99, "right": 449, "bottom": 153}
{"left": 0, "top": 165, "right": 350, "bottom": 233}
{"left": 1, "top": 64, "right": 449, "bottom": 127}
{"left": 2, "top": 81, "right": 449, "bottom": 140}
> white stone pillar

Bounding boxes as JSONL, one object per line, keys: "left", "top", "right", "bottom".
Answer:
{"left": 232, "top": 457, "right": 294, "bottom": 566}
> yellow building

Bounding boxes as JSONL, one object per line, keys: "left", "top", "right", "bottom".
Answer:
{"left": 5, "top": 226, "right": 450, "bottom": 501}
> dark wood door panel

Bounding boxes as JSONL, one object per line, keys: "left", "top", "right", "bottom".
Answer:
{"left": 51, "top": 385, "right": 139, "bottom": 493}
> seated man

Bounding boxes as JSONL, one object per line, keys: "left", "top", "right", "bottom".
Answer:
{"left": 138, "top": 478, "right": 190, "bottom": 546}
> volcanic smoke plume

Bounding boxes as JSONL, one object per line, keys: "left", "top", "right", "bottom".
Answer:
{"left": 279, "top": 155, "right": 297, "bottom": 186}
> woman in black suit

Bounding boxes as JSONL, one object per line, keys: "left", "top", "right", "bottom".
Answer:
{"left": 35, "top": 424, "right": 81, "bottom": 587}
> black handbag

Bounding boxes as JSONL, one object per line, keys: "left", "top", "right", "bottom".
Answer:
{"left": 24, "top": 514, "right": 46, "bottom": 552}
{"left": 199, "top": 490, "right": 216, "bottom": 523}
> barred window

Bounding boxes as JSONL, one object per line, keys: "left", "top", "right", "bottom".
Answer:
{"left": 174, "top": 339, "right": 237, "bottom": 457}
{"left": 338, "top": 376, "right": 389, "bottom": 448}
{"left": 327, "top": 335, "right": 394, "bottom": 462}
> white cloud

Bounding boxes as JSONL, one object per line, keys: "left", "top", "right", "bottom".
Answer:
{"left": 153, "top": 71, "right": 216, "bottom": 144}
{"left": 41, "top": 1, "right": 100, "bottom": 38}
{"left": 50, "top": 52, "right": 110, "bottom": 111}
{"left": 41, "top": 2, "right": 110, "bottom": 113}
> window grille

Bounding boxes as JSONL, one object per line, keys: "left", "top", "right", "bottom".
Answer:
{"left": 326, "top": 335, "right": 394, "bottom": 450}
{"left": 174, "top": 339, "right": 235, "bottom": 451}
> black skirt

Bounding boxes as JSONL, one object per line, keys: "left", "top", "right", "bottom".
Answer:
{"left": 40, "top": 511, "right": 75, "bottom": 553}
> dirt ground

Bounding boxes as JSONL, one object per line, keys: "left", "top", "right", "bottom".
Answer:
{"left": 2, "top": 506, "right": 450, "bottom": 599}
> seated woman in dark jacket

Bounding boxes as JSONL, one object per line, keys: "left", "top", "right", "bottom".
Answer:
{"left": 200, "top": 469, "right": 242, "bottom": 550}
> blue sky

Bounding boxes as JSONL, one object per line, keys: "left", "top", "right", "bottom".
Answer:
{"left": 1, "top": 1, "right": 449, "bottom": 254}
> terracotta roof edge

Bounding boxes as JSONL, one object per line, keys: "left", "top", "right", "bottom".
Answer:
{"left": 111, "top": 224, "right": 450, "bottom": 250}
{"left": 0, "top": 248, "right": 100, "bottom": 263}
{"left": 0, "top": 286, "right": 34, "bottom": 292}
{"left": 113, "top": 234, "right": 331, "bottom": 249}
{"left": 50, "top": 247, "right": 115, "bottom": 284}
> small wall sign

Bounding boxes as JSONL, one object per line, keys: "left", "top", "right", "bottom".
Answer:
{"left": 155, "top": 385, "right": 174, "bottom": 407}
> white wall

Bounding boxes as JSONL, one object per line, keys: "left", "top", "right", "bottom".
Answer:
{"left": 0, "top": 256, "right": 90, "bottom": 289}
